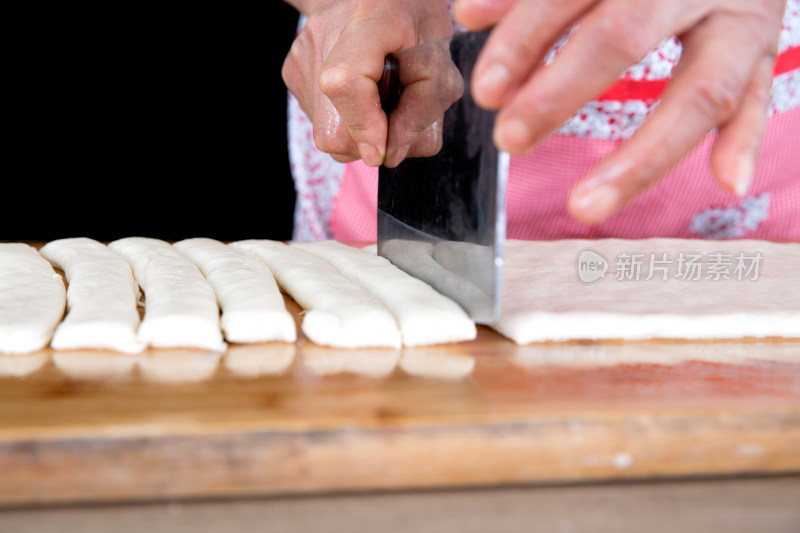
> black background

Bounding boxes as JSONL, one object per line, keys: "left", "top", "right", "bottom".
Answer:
{"left": 4, "top": 5, "right": 300, "bottom": 242}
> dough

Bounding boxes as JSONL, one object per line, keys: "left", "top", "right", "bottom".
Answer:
{"left": 109, "top": 237, "right": 226, "bottom": 351}
{"left": 493, "top": 238, "right": 800, "bottom": 343}
{"left": 39, "top": 237, "right": 145, "bottom": 353}
{"left": 0, "top": 243, "right": 66, "bottom": 353}
{"left": 432, "top": 240, "right": 496, "bottom": 296}
{"left": 510, "top": 340, "right": 800, "bottom": 367}
{"left": 293, "top": 240, "right": 476, "bottom": 346}
{"left": 377, "top": 239, "right": 493, "bottom": 324}
{"left": 231, "top": 240, "right": 402, "bottom": 348}
{"left": 174, "top": 238, "right": 296, "bottom": 343}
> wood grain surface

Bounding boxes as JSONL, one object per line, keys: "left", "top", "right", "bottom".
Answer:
{"left": 2, "top": 291, "right": 800, "bottom": 507}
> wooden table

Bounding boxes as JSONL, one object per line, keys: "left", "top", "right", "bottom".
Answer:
{"left": 1, "top": 296, "right": 799, "bottom": 507}
{"left": 3, "top": 475, "right": 800, "bottom": 532}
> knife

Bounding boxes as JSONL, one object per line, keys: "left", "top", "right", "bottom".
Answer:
{"left": 377, "top": 30, "right": 508, "bottom": 324}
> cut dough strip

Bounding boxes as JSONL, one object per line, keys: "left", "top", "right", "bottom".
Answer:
{"left": 493, "top": 238, "right": 800, "bottom": 344}
{"left": 39, "top": 237, "right": 145, "bottom": 353}
{"left": 293, "top": 240, "right": 476, "bottom": 346}
{"left": 174, "top": 237, "right": 296, "bottom": 343}
{"left": 231, "top": 240, "right": 402, "bottom": 348}
{"left": 0, "top": 243, "right": 66, "bottom": 353}
{"left": 375, "top": 239, "right": 490, "bottom": 326}
{"left": 109, "top": 237, "right": 226, "bottom": 352}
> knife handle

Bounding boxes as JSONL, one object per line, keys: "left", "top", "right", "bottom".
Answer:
{"left": 378, "top": 54, "right": 401, "bottom": 115}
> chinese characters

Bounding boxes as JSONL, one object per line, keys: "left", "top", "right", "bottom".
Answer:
{"left": 612, "top": 251, "right": 763, "bottom": 281}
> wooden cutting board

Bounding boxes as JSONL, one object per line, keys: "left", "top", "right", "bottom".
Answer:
{"left": 1, "top": 293, "right": 799, "bottom": 507}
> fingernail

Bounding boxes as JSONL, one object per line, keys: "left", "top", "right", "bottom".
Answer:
{"left": 494, "top": 117, "right": 532, "bottom": 153}
{"left": 572, "top": 184, "right": 621, "bottom": 224}
{"left": 384, "top": 144, "right": 410, "bottom": 168}
{"left": 475, "top": 62, "right": 510, "bottom": 103}
{"left": 358, "top": 143, "right": 382, "bottom": 167}
{"left": 732, "top": 153, "right": 755, "bottom": 196}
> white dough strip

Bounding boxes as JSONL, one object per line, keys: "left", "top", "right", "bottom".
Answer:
{"left": 293, "top": 240, "right": 476, "bottom": 346}
{"left": 231, "top": 240, "right": 401, "bottom": 348}
{"left": 174, "top": 237, "right": 296, "bottom": 343}
{"left": 109, "top": 237, "right": 226, "bottom": 352}
{"left": 0, "top": 243, "right": 66, "bottom": 354}
{"left": 39, "top": 237, "right": 145, "bottom": 353}
{"left": 493, "top": 238, "right": 800, "bottom": 344}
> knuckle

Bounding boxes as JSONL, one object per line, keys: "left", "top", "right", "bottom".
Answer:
{"left": 345, "top": 119, "right": 372, "bottom": 135}
{"left": 692, "top": 75, "right": 741, "bottom": 121}
{"left": 282, "top": 36, "right": 314, "bottom": 93}
{"left": 507, "top": 37, "right": 544, "bottom": 73}
{"left": 280, "top": 58, "right": 296, "bottom": 89}
{"left": 318, "top": 65, "right": 355, "bottom": 98}
{"left": 592, "top": 9, "right": 656, "bottom": 66}
{"left": 748, "top": 65, "right": 772, "bottom": 104}
{"left": 526, "top": 92, "right": 564, "bottom": 132}
{"left": 442, "top": 69, "right": 465, "bottom": 106}
{"left": 281, "top": 45, "right": 301, "bottom": 82}
{"left": 411, "top": 127, "right": 443, "bottom": 157}
{"left": 629, "top": 161, "right": 661, "bottom": 190}
{"left": 400, "top": 116, "right": 433, "bottom": 136}
{"left": 313, "top": 127, "right": 352, "bottom": 156}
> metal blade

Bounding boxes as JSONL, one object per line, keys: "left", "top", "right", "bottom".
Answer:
{"left": 377, "top": 30, "right": 508, "bottom": 324}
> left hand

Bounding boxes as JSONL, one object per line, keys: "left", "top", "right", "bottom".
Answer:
{"left": 281, "top": 0, "right": 456, "bottom": 167}
{"left": 455, "top": 0, "right": 787, "bottom": 225}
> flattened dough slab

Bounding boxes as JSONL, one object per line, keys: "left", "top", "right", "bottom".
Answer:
{"left": 293, "top": 240, "right": 476, "bottom": 346}
{"left": 174, "top": 238, "right": 296, "bottom": 343}
{"left": 493, "top": 238, "right": 800, "bottom": 344}
{"left": 39, "top": 237, "right": 144, "bottom": 353}
{"left": 231, "top": 240, "right": 402, "bottom": 348}
{"left": 109, "top": 237, "right": 226, "bottom": 352}
{"left": 0, "top": 243, "right": 66, "bottom": 353}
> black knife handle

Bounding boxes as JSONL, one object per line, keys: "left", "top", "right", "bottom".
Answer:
{"left": 378, "top": 54, "right": 401, "bottom": 115}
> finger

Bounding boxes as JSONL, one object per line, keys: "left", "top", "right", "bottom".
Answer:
{"left": 407, "top": 121, "right": 444, "bottom": 158}
{"left": 282, "top": 34, "right": 315, "bottom": 119}
{"left": 384, "top": 120, "right": 444, "bottom": 168}
{"left": 492, "top": 0, "right": 708, "bottom": 155}
{"left": 330, "top": 153, "right": 360, "bottom": 163}
{"left": 318, "top": 19, "right": 411, "bottom": 166}
{"left": 311, "top": 88, "right": 361, "bottom": 161}
{"left": 567, "top": 13, "right": 766, "bottom": 225}
{"left": 384, "top": 42, "right": 464, "bottom": 167}
{"left": 453, "top": 0, "right": 517, "bottom": 31}
{"left": 282, "top": 26, "right": 362, "bottom": 161}
{"left": 470, "top": 0, "right": 597, "bottom": 111}
{"left": 709, "top": 53, "right": 774, "bottom": 196}
{"left": 284, "top": 31, "right": 361, "bottom": 160}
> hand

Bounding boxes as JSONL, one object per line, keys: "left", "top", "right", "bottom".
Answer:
{"left": 282, "top": 0, "right": 454, "bottom": 167}
{"left": 455, "top": 0, "right": 787, "bottom": 224}
{"left": 381, "top": 37, "right": 465, "bottom": 167}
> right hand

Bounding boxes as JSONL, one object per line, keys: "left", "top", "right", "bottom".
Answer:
{"left": 455, "top": 0, "right": 786, "bottom": 225}
{"left": 282, "top": 0, "right": 456, "bottom": 167}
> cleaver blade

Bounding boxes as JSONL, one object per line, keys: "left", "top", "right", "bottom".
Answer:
{"left": 377, "top": 30, "right": 508, "bottom": 324}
